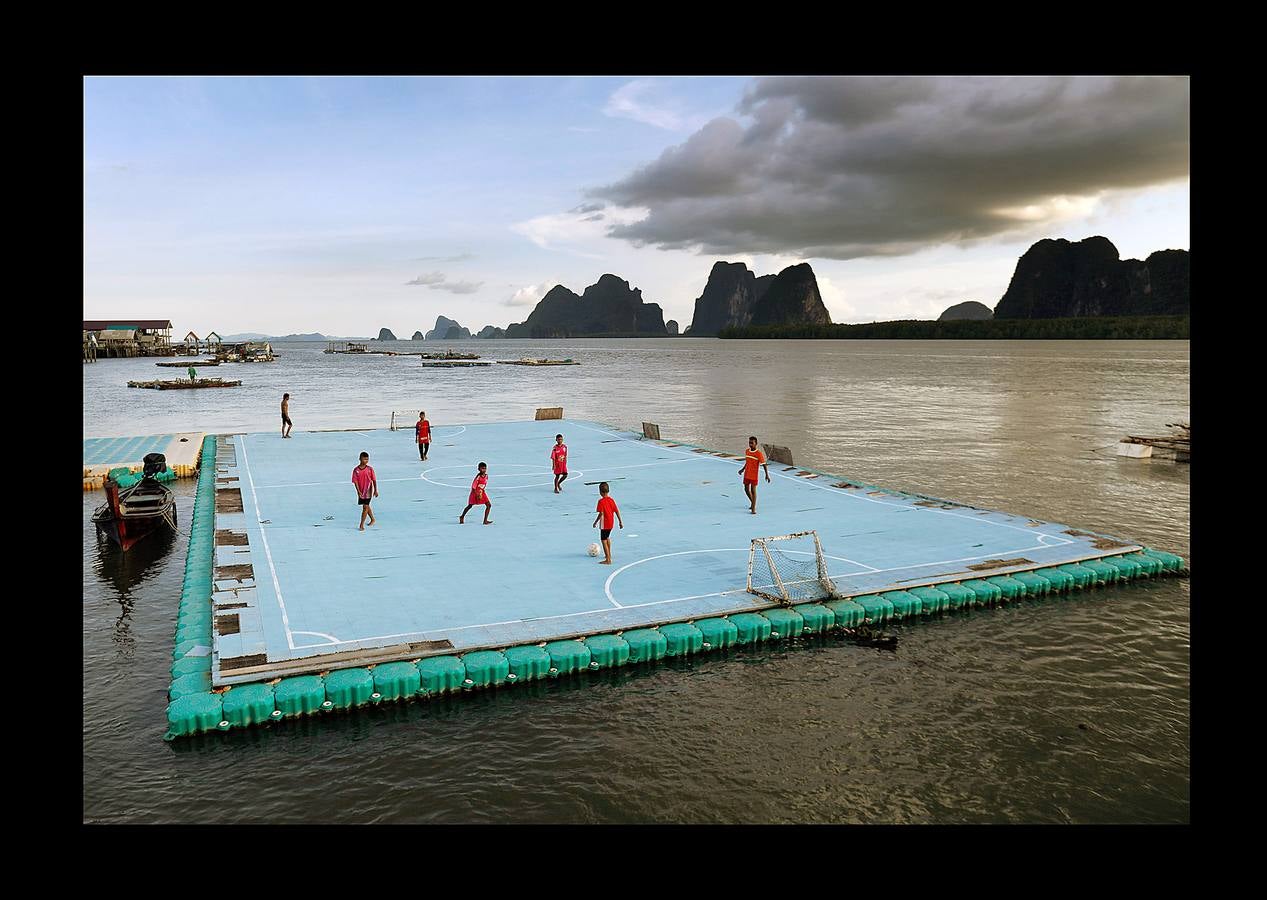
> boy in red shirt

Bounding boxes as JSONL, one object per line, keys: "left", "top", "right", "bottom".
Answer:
{"left": 551, "top": 433, "right": 568, "bottom": 493}
{"left": 459, "top": 462, "right": 493, "bottom": 525}
{"left": 415, "top": 411, "right": 431, "bottom": 461}
{"left": 352, "top": 451, "right": 378, "bottom": 530}
{"left": 592, "top": 481, "right": 623, "bottom": 565}
{"left": 739, "top": 435, "right": 770, "bottom": 514}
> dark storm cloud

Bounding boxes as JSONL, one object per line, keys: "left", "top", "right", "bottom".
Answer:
{"left": 589, "top": 76, "right": 1189, "bottom": 259}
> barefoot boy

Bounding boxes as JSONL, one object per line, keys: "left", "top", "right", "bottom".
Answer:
{"left": 459, "top": 462, "right": 493, "bottom": 525}
{"left": 739, "top": 436, "right": 770, "bottom": 514}
{"left": 592, "top": 481, "right": 623, "bottom": 565}
{"left": 551, "top": 433, "right": 568, "bottom": 493}
{"left": 281, "top": 393, "right": 293, "bottom": 438}
{"left": 352, "top": 451, "right": 378, "bottom": 530}
{"left": 415, "top": 411, "right": 431, "bottom": 461}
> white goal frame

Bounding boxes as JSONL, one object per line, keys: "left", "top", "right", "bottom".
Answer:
{"left": 747, "top": 530, "right": 838, "bottom": 605}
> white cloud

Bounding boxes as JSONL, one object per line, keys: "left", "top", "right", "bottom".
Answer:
{"left": 406, "top": 272, "right": 446, "bottom": 285}
{"left": 603, "top": 79, "right": 702, "bottom": 131}
{"left": 504, "top": 281, "right": 556, "bottom": 307}
{"left": 430, "top": 280, "right": 483, "bottom": 294}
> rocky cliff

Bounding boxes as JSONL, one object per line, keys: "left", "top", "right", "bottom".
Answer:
{"left": 686, "top": 262, "right": 774, "bottom": 335}
{"left": 688, "top": 262, "right": 823, "bottom": 334}
{"left": 938, "top": 301, "right": 993, "bottom": 321}
{"left": 376, "top": 328, "right": 397, "bottom": 341}
{"left": 666, "top": 320, "right": 679, "bottom": 335}
{"left": 412, "top": 331, "right": 425, "bottom": 341}
{"left": 504, "top": 275, "right": 668, "bottom": 338}
{"left": 993, "top": 237, "right": 1190, "bottom": 319}
{"left": 477, "top": 325, "right": 505, "bottom": 339}
{"left": 425, "top": 316, "right": 471, "bottom": 340}
{"left": 748, "top": 263, "right": 832, "bottom": 328}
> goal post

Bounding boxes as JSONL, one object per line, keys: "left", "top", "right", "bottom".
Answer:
{"left": 747, "top": 530, "right": 838, "bottom": 605}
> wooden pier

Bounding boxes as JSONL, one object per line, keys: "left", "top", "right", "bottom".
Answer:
{"left": 496, "top": 358, "right": 580, "bottom": 366}
{"left": 128, "top": 377, "right": 242, "bottom": 390}
{"left": 1117, "top": 422, "right": 1189, "bottom": 461}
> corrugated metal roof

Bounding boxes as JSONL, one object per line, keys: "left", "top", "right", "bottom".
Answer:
{"left": 82, "top": 320, "right": 172, "bottom": 330}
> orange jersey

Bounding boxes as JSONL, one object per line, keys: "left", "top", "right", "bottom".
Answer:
{"left": 744, "top": 447, "right": 767, "bottom": 480}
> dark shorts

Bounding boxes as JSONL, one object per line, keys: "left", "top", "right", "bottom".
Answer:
{"left": 600, "top": 528, "right": 612, "bottom": 540}
{"left": 358, "top": 497, "right": 371, "bottom": 506}
{"left": 282, "top": 415, "right": 293, "bottom": 425}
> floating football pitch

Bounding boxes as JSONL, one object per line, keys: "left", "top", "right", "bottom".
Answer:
{"left": 207, "top": 419, "right": 1138, "bottom": 684}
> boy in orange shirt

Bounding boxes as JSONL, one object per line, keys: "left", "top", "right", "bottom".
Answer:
{"left": 591, "top": 481, "right": 623, "bottom": 565}
{"left": 739, "top": 436, "right": 770, "bottom": 514}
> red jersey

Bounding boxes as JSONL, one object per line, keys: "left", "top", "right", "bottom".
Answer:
{"left": 351, "top": 464, "right": 376, "bottom": 498}
{"left": 551, "top": 443, "right": 568, "bottom": 474}
{"left": 743, "top": 447, "right": 767, "bottom": 481}
{"left": 596, "top": 495, "right": 619, "bottom": 529}
{"left": 416, "top": 419, "right": 431, "bottom": 442}
{"left": 469, "top": 472, "right": 488, "bottom": 502}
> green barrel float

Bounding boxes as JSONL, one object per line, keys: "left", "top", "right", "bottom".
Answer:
{"left": 824, "top": 598, "right": 866, "bottom": 627}
{"left": 274, "top": 675, "right": 327, "bottom": 717}
{"left": 1120, "top": 551, "right": 1163, "bottom": 576}
{"left": 854, "top": 594, "right": 894, "bottom": 624}
{"left": 175, "top": 620, "right": 210, "bottom": 645}
{"left": 171, "top": 654, "right": 212, "bottom": 678}
{"left": 461, "top": 650, "right": 511, "bottom": 686}
{"left": 172, "top": 639, "right": 205, "bottom": 660}
{"left": 544, "top": 640, "right": 591, "bottom": 675}
{"left": 1101, "top": 555, "right": 1142, "bottom": 581}
{"left": 728, "top": 613, "right": 772, "bottom": 644}
{"left": 1011, "top": 572, "right": 1051, "bottom": 597}
{"left": 373, "top": 661, "right": 422, "bottom": 700}
{"left": 418, "top": 656, "right": 467, "bottom": 694}
{"left": 880, "top": 591, "right": 920, "bottom": 618}
{"left": 909, "top": 586, "right": 950, "bottom": 614}
{"left": 985, "top": 575, "right": 1025, "bottom": 600}
{"left": 502, "top": 646, "right": 551, "bottom": 683}
{"left": 169, "top": 670, "right": 212, "bottom": 700}
{"left": 1079, "top": 560, "right": 1118, "bottom": 585}
{"left": 762, "top": 608, "right": 804, "bottom": 639}
{"left": 660, "top": 622, "right": 704, "bottom": 656}
{"left": 324, "top": 668, "right": 375, "bottom": 708}
{"left": 165, "top": 692, "right": 224, "bottom": 739}
{"left": 1055, "top": 563, "right": 1095, "bottom": 589}
{"left": 221, "top": 682, "right": 276, "bottom": 727}
{"left": 1035, "top": 567, "right": 1074, "bottom": 592}
{"left": 584, "top": 634, "right": 630, "bottom": 668}
{"left": 695, "top": 617, "right": 738, "bottom": 650}
{"left": 623, "top": 628, "right": 667, "bottom": 662}
{"left": 961, "top": 579, "right": 1002, "bottom": 605}
{"left": 935, "top": 582, "right": 975, "bottom": 610}
{"left": 792, "top": 604, "right": 834, "bottom": 634}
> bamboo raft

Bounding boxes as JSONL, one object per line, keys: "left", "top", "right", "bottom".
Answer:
{"left": 496, "top": 358, "right": 579, "bottom": 366}
{"left": 419, "top": 360, "right": 492, "bottom": 367}
{"left": 156, "top": 359, "right": 219, "bottom": 367}
{"left": 420, "top": 351, "right": 480, "bottom": 360}
{"left": 128, "top": 378, "right": 242, "bottom": 390}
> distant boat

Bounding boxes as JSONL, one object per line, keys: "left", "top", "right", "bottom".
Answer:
{"left": 92, "top": 453, "right": 177, "bottom": 551}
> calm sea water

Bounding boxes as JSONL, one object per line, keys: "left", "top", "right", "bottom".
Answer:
{"left": 83, "top": 339, "right": 1189, "bottom": 823}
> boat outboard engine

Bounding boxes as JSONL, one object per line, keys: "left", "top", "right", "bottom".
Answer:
{"left": 143, "top": 452, "right": 168, "bottom": 478}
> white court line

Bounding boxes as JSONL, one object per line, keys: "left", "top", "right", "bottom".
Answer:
{"left": 237, "top": 435, "right": 297, "bottom": 651}
{"left": 421, "top": 463, "right": 587, "bottom": 491}
{"left": 292, "top": 630, "right": 343, "bottom": 645}
{"left": 567, "top": 421, "right": 1076, "bottom": 543}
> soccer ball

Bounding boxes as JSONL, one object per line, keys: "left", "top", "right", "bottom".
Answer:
{"left": 587, "top": 543, "right": 601, "bottom": 557}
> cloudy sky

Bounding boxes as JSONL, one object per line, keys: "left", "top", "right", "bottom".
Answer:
{"left": 84, "top": 76, "right": 1189, "bottom": 336}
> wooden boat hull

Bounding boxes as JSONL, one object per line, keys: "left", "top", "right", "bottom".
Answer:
{"left": 93, "top": 477, "right": 177, "bottom": 551}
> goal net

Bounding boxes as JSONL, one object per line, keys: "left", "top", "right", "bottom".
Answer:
{"left": 747, "top": 531, "right": 838, "bottom": 605}
{"left": 390, "top": 411, "right": 424, "bottom": 431}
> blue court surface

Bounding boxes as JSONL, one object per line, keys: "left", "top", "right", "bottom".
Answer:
{"left": 209, "top": 419, "right": 1138, "bottom": 684}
